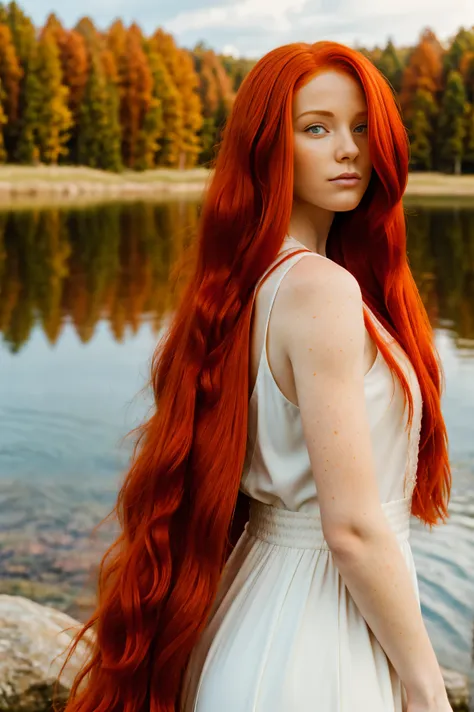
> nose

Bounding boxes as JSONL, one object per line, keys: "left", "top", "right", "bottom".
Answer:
{"left": 334, "top": 128, "right": 360, "bottom": 162}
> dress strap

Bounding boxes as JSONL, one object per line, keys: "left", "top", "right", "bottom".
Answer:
{"left": 250, "top": 248, "right": 325, "bottom": 384}
{"left": 261, "top": 251, "right": 320, "bottom": 338}
{"left": 250, "top": 247, "right": 312, "bottom": 330}
{"left": 253, "top": 246, "right": 311, "bottom": 295}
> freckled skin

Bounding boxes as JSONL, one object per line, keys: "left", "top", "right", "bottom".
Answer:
{"left": 290, "top": 70, "right": 372, "bottom": 246}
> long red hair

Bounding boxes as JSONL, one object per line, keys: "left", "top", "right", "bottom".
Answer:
{"left": 56, "top": 40, "right": 451, "bottom": 712}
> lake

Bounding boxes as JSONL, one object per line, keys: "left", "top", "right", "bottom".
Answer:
{"left": 0, "top": 197, "right": 473, "bottom": 684}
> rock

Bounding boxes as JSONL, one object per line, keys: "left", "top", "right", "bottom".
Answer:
{"left": 441, "top": 666, "right": 471, "bottom": 711}
{"left": 0, "top": 594, "right": 91, "bottom": 712}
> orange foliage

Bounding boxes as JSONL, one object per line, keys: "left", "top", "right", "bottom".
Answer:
{"left": 0, "top": 22, "right": 23, "bottom": 121}
{"left": 57, "top": 30, "right": 89, "bottom": 115}
{"left": 400, "top": 29, "right": 444, "bottom": 116}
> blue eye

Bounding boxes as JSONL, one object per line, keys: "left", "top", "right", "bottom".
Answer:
{"left": 354, "top": 123, "right": 368, "bottom": 133}
{"left": 306, "top": 125, "right": 327, "bottom": 136}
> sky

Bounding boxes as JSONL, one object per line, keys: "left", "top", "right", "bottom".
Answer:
{"left": 17, "top": 0, "right": 474, "bottom": 58}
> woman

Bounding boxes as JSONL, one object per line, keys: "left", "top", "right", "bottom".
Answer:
{"left": 58, "top": 41, "right": 453, "bottom": 712}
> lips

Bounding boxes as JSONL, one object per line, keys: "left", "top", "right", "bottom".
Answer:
{"left": 330, "top": 173, "right": 361, "bottom": 181}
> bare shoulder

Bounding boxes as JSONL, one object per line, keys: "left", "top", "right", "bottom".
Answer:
{"left": 278, "top": 254, "right": 365, "bottom": 375}
{"left": 279, "top": 252, "right": 362, "bottom": 306}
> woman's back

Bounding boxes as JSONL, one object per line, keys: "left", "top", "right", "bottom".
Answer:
{"left": 181, "top": 237, "right": 424, "bottom": 712}
{"left": 243, "top": 235, "right": 423, "bottom": 510}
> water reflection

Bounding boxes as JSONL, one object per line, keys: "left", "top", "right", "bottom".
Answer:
{"left": 0, "top": 200, "right": 199, "bottom": 352}
{"left": 405, "top": 204, "right": 474, "bottom": 347}
{"left": 0, "top": 200, "right": 473, "bottom": 351}
{"left": 0, "top": 198, "right": 473, "bottom": 683}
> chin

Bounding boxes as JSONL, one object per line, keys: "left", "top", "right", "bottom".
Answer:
{"left": 325, "top": 196, "right": 364, "bottom": 212}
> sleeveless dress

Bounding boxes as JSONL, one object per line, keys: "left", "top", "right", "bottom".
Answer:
{"left": 181, "top": 235, "right": 423, "bottom": 712}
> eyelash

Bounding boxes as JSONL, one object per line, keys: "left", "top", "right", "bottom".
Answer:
{"left": 305, "top": 123, "right": 368, "bottom": 135}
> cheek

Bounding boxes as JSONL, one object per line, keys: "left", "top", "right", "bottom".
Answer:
{"left": 293, "top": 141, "right": 326, "bottom": 185}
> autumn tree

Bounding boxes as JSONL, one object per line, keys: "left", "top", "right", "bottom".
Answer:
{"left": 0, "top": 77, "right": 6, "bottom": 162}
{"left": 42, "top": 15, "right": 89, "bottom": 162}
{"left": 400, "top": 29, "right": 444, "bottom": 169}
{"left": 400, "top": 29, "right": 444, "bottom": 116}
{"left": 106, "top": 19, "right": 127, "bottom": 64}
{"left": 461, "top": 48, "right": 474, "bottom": 93}
{"left": 18, "top": 30, "right": 72, "bottom": 164}
{"left": 193, "top": 43, "right": 234, "bottom": 163}
{"left": 74, "top": 16, "right": 101, "bottom": 52}
{"left": 0, "top": 23, "right": 21, "bottom": 119}
{"left": 145, "top": 42, "right": 182, "bottom": 167}
{"left": 108, "top": 24, "right": 161, "bottom": 169}
{"left": 3, "top": 2, "right": 36, "bottom": 159}
{"left": 151, "top": 29, "right": 202, "bottom": 167}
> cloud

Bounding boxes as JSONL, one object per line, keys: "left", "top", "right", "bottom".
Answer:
{"left": 297, "top": 2, "right": 474, "bottom": 47}
{"left": 221, "top": 44, "right": 242, "bottom": 58}
{"left": 167, "top": 0, "right": 310, "bottom": 34}
{"left": 16, "top": 0, "right": 474, "bottom": 59}
{"left": 164, "top": 0, "right": 474, "bottom": 57}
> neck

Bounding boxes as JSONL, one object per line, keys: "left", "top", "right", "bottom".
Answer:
{"left": 287, "top": 200, "right": 334, "bottom": 257}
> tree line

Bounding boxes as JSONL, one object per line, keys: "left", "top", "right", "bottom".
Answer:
{"left": 0, "top": 3, "right": 473, "bottom": 173}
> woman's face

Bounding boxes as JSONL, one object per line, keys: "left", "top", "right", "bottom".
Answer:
{"left": 292, "top": 69, "right": 372, "bottom": 212}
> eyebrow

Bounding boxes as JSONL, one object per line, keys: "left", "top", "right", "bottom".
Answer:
{"left": 296, "top": 109, "right": 368, "bottom": 120}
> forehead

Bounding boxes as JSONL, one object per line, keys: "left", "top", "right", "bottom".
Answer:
{"left": 293, "top": 69, "right": 367, "bottom": 116}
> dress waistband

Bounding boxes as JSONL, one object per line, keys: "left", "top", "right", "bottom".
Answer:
{"left": 246, "top": 497, "right": 412, "bottom": 550}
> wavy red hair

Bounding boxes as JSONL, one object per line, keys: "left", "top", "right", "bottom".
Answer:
{"left": 56, "top": 40, "right": 451, "bottom": 712}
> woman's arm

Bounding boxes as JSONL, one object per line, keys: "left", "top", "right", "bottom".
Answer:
{"left": 278, "top": 255, "right": 449, "bottom": 707}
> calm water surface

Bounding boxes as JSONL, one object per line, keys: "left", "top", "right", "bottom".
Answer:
{"left": 0, "top": 198, "right": 473, "bottom": 683}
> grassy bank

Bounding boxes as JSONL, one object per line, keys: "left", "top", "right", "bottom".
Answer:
{"left": 0, "top": 166, "right": 474, "bottom": 203}
{"left": 406, "top": 172, "right": 474, "bottom": 196}
{"left": 0, "top": 165, "right": 209, "bottom": 206}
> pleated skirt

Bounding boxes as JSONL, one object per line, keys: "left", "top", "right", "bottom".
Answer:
{"left": 181, "top": 497, "right": 419, "bottom": 712}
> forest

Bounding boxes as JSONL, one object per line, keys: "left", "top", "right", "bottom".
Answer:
{"left": 0, "top": 2, "right": 474, "bottom": 173}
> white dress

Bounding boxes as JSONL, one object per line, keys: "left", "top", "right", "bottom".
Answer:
{"left": 181, "top": 236, "right": 423, "bottom": 712}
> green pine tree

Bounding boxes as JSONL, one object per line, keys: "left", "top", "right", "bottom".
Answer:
{"left": 439, "top": 70, "right": 467, "bottom": 173}
{"left": 5, "top": 2, "right": 36, "bottom": 159}
{"left": 35, "top": 32, "right": 72, "bottom": 164}
{"left": 16, "top": 31, "right": 72, "bottom": 164}
{"left": 5, "top": 1, "right": 36, "bottom": 66}
{"left": 443, "top": 27, "right": 474, "bottom": 74}
{"left": 374, "top": 39, "right": 405, "bottom": 94}
{"left": 464, "top": 103, "right": 474, "bottom": 168}
{"left": 410, "top": 87, "right": 437, "bottom": 170}
{"left": 15, "top": 40, "right": 41, "bottom": 163}
{"left": 135, "top": 96, "right": 164, "bottom": 170}
{"left": 77, "top": 52, "right": 122, "bottom": 171}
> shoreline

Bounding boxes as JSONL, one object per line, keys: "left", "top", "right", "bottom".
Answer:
{"left": 0, "top": 167, "right": 474, "bottom": 205}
